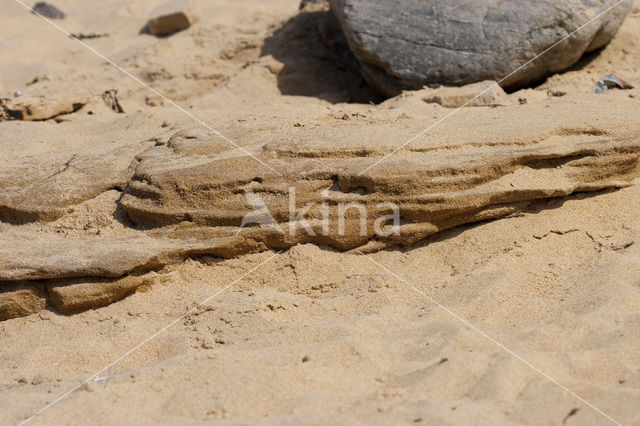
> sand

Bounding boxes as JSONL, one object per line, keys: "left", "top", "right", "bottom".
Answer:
{"left": 1, "top": 0, "right": 640, "bottom": 424}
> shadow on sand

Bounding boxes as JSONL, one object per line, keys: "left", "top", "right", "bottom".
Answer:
{"left": 260, "top": 10, "right": 382, "bottom": 104}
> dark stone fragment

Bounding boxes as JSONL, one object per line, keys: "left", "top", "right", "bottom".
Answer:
{"left": 32, "top": 2, "right": 66, "bottom": 19}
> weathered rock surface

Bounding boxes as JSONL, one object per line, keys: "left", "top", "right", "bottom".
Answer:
{"left": 0, "top": 115, "right": 155, "bottom": 223}
{"left": 146, "top": 0, "right": 197, "bottom": 36}
{"left": 47, "top": 276, "right": 151, "bottom": 314}
{"left": 329, "top": 0, "right": 634, "bottom": 96}
{"left": 121, "top": 99, "right": 640, "bottom": 255}
{"left": 0, "top": 233, "right": 254, "bottom": 282}
{"left": 0, "top": 236, "right": 173, "bottom": 282}
{"left": 2, "top": 97, "right": 640, "bottom": 320}
{"left": 120, "top": 128, "right": 640, "bottom": 253}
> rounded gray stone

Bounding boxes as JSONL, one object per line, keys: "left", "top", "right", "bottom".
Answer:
{"left": 329, "top": 0, "right": 633, "bottom": 96}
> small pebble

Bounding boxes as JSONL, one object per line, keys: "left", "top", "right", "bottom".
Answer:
{"left": 146, "top": 0, "right": 197, "bottom": 36}
{"left": 32, "top": 2, "right": 66, "bottom": 19}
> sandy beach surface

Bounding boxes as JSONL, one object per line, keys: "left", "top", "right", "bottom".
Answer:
{"left": 1, "top": 0, "right": 640, "bottom": 424}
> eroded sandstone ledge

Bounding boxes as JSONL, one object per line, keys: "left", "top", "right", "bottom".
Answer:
{"left": 121, "top": 128, "right": 640, "bottom": 253}
{"left": 2, "top": 102, "right": 640, "bottom": 319}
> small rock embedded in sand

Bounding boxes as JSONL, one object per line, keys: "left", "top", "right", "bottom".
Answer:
{"left": 146, "top": 0, "right": 197, "bottom": 36}
{"left": 421, "top": 81, "right": 506, "bottom": 108}
{"left": 547, "top": 89, "right": 568, "bottom": 97}
{"left": 563, "top": 407, "right": 580, "bottom": 424}
{"left": 79, "top": 382, "right": 95, "bottom": 392}
{"left": 31, "top": 2, "right": 66, "bottom": 19}
{"left": 0, "top": 95, "right": 86, "bottom": 121}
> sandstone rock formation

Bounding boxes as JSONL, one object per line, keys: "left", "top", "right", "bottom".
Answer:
{"left": 0, "top": 96, "right": 640, "bottom": 317}
{"left": 120, "top": 128, "right": 640, "bottom": 253}
{"left": 2, "top": 98, "right": 640, "bottom": 320}
{"left": 329, "top": 0, "right": 634, "bottom": 96}
{"left": 0, "top": 120, "right": 150, "bottom": 223}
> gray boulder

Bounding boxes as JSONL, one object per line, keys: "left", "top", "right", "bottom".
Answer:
{"left": 329, "top": 0, "right": 633, "bottom": 96}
